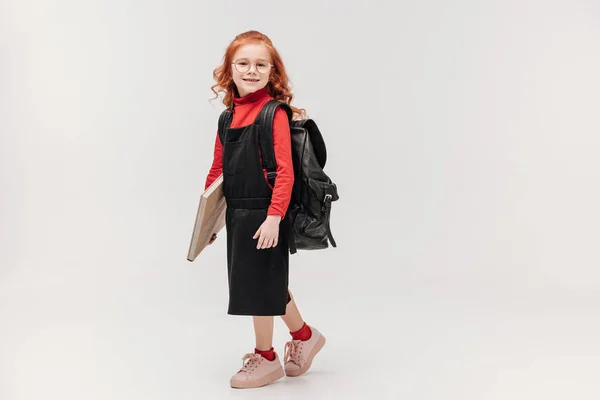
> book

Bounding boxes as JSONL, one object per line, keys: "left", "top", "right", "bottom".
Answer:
{"left": 187, "top": 174, "right": 226, "bottom": 261}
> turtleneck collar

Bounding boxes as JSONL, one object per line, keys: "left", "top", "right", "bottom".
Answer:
{"left": 233, "top": 87, "right": 270, "bottom": 106}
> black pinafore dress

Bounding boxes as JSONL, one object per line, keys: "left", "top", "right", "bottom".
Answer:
{"left": 222, "top": 115, "right": 290, "bottom": 316}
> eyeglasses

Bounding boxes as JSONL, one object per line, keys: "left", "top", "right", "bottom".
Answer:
{"left": 231, "top": 58, "right": 273, "bottom": 74}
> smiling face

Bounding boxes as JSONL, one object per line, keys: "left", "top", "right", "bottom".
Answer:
{"left": 231, "top": 42, "right": 273, "bottom": 97}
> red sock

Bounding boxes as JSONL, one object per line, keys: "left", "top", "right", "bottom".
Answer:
{"left": 290, "top": 322, "right": 312, "bottom": 341}
{"left": 254, "top": 347, "right": 276, "bottom": 361}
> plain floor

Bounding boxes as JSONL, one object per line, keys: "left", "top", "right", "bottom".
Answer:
{"left": 1, "top": 262, "right": 599, "bottom": 400}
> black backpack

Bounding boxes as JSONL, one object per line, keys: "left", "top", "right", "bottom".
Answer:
{"left": 217, "top": 99, "right": 339, "bottom": 254}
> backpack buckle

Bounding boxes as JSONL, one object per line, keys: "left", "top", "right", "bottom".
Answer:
{"left": 266, "top": 171, "right": 277, "bottom": 187}
{"left": 322, "top": 194, "right": 332, "bottom": 211}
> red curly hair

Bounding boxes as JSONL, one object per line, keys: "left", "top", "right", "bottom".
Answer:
{"left": 210, "top": 30, "right": 307, "bottom": 120}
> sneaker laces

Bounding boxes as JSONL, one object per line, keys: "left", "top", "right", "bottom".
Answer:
{"left": 284, "top": 340, "right": 304, "bottom": 365}
{"left": 239, "top": 353, "right": 263, "bottom": 373}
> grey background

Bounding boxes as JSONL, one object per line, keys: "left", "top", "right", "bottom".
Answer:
{"left": 2, "top": 0, "right": 599, "bottom": 399}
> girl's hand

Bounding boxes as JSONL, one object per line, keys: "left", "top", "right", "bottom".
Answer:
{"left": 208, "top": 233, "right": 217, "bottom": 245}
{"left": 253, "top": 215, "right": 282, "bottom": 249}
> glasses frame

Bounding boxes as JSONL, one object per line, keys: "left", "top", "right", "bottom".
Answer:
{"left": 231, "top": 58, "right": 274, "bottom": 74}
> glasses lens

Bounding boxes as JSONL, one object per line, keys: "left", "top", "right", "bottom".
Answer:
{"left": 234, "top": 60, "right": 249, "bottom": 73}
{"left": 256, "top": 60, "right": 271, "bottom": 74}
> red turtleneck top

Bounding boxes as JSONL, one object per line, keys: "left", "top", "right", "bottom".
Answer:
{"left": 204, "top": 87, "right": 294, "bottom": 219}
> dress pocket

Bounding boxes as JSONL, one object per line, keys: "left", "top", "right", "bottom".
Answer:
{"left": 223, "top": 139, "right": 247, "bottom": 175}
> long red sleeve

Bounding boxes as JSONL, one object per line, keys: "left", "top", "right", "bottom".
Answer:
{"left": 204, "top": 129, "right": 222, "bottom": 190}
{"left": 266, "top": 108, "right": 294, "bottom": 218}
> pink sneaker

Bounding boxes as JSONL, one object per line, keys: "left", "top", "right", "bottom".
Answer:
{"left": 283, "top": 325, "right": 326, "bottom": 377}
{"left": 230, "top": 352, "right": 285, "bottom": 389}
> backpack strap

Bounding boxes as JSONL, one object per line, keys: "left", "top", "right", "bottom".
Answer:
{"left": 218, "top": 108, "right": 233, "bottom": 144}
{"left": 255, "top": 100, "right": 297, "bottom": 255}
{"left": 256, "top": 100, "right": 293, "bottom": 187}
{"left": 283, "top": 212, "right": 297, "bottom": 255}
{"left": 322, "top": 194, "right": 337, "bottom": 248}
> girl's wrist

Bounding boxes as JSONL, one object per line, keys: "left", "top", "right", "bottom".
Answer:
{"left": 266, "top": 214, "right": 282, "bottom": 223}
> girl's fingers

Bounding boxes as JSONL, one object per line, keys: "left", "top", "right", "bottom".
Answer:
{"left": 264, "top": 237, "right": 272, "bottom": 249}
{"left": 254, "top": 224, "right": 280, "bottom": 249}
{"left": 256, "top": 236, "right": 263, "bottom": 249}
{"left": 269, "top": 236, "right": 277, "bottom": 248}
{"left": 259, "top": 235, "right": 274, "bottom": 249}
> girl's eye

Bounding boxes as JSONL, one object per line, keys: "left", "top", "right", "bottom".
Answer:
{"left": 238, "top": 61, "right": 248, "bottom": 66}
{"left": 257, "top": 62, "right": 267, "bottom": 67}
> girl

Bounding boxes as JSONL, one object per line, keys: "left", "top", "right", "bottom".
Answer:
{"left": 204, "top": 30, "right": 326, "bottom": 389}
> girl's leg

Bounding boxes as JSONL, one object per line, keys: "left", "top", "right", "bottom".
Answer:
{"left": 280, "top": 290, "right": 305, "bottom": 333}
{"left": 253, "top": 316, "right": 275, "bottom": 351}
{"left": 280, "top": 290, "right": 326, "bottom": 377}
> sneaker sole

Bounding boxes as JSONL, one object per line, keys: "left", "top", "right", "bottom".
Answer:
{"left": 285, "top": 334, "right": 326, "bottom": 377}
{"left": 230, "top": 367, "right": 285, "bottom": 389}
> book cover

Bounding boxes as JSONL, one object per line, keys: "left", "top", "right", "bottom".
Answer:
{"left": 187, "top": 174, "right": 226, "bottom": 261}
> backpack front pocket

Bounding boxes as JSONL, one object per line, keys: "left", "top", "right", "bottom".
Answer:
{"left": 223, "top": 139, "right": 247, "bottom": 175}
{"left": 306, "top": 178, "right": 339, "bottom": 217}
